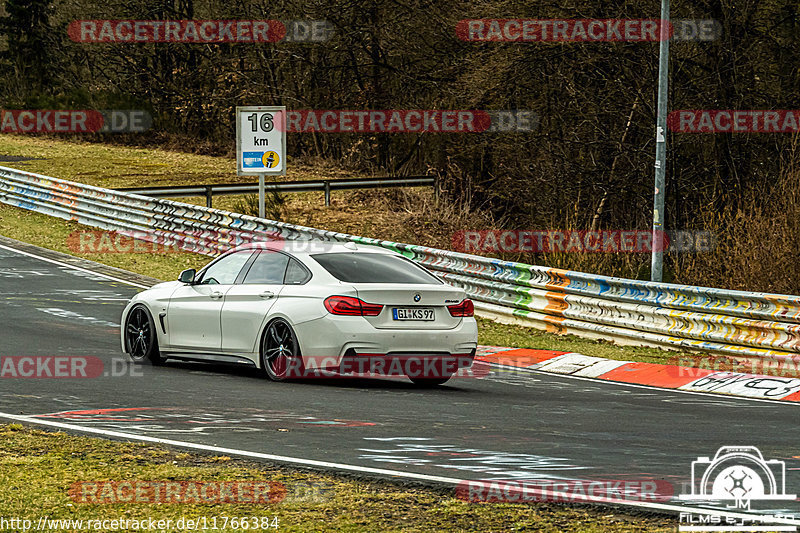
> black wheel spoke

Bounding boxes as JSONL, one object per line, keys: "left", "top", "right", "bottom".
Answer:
{"left": 279, "top": 326, "right": 291, "bottom": 344}
{"left": 128, "top": 312, "right": 149, "bottom": 357}
{"left": 269, "top": 326, "right": 280, "bottom": 345}
{"left": 264, "top": 347, "right": 281, "bottom": 358}
{"left": 272, "top": 353, "right": 287, "bottom": 376}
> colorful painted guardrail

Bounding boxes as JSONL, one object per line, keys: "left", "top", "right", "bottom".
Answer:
{"left": 1, "top": 165, "right": 799, "bottom": 362}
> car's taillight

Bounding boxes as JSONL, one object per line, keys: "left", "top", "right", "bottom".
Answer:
{"left": 324, "top": 296, "right": 383, "bottom": 317}
{"left": 447, "top": 299, "right": 474, "bottom": 317}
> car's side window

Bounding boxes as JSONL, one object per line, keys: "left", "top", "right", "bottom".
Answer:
{"left": 198, "top": 251, "right": 252, "bottom": 285}
{"left": 284, "top": 258, "right": 311, "bottom": 285}
{"left": 242, "top": 251, "right": 290, "bottom": 284}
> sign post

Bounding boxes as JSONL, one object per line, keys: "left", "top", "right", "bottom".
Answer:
{"left": 236, "top": 106, "right": 286, "bottom": 218}
{"left": 650, "top": 2, "right": 670, "bottom": 282}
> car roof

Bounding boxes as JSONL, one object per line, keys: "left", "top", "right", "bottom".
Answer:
{"left": 230, "top": 240, "right": 397, "bottom": 256}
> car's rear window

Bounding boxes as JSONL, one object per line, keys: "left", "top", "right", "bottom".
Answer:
{"left": 311, "top": 253, "right": 442, "bottom": 284}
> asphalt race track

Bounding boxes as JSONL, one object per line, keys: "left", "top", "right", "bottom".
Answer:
{"left": 1, "top": 239, "right": 799, "bottom": 523}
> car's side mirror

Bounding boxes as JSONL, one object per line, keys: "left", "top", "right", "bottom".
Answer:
{"left": 178, "top": 269, "right": 196, "bottom": 284}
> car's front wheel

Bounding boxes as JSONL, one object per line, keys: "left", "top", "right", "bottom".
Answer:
{"left": 261, "top": 319, "right": 304, "bottom": 381}
{"left": 124, "top": 305, "right": 163, "bottom": 365}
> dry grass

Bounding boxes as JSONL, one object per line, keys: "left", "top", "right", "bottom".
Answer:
{"left": 674, "top": 148, "right": 800, "bottom": 294}
{"left": 0, "top": 424, "right": 676, "bottom": 532}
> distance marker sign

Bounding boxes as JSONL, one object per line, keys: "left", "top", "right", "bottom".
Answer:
{"left": 236, "top": 106, "right": 286, "bottom": 176}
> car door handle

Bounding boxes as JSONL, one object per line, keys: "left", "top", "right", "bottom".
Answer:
{"left": 209, "top": 291, "right": 223, "bottom": 300}
{"left": 259, "top": 291, "right": 275, "bottom": 299}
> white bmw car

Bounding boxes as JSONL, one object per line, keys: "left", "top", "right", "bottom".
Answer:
{"left": 121, "top": 241, "right": 478, "bottom": 385}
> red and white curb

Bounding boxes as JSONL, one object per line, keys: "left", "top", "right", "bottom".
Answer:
{"left": 475, "top": 346, "right": 800, "bottom": 402}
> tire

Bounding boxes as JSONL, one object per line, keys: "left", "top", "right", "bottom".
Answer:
{"left": 124, "top": 304, "right": 163, "bottom": 365}
{"left": 409, "top": 375, "right": 453, "bottom": 387}
{"left": 260, "top": 319, "right": 304, "bottom": 381}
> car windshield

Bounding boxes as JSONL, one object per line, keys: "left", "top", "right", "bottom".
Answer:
{"left": 311, "top": 253, "right": 441, "bottom": 284}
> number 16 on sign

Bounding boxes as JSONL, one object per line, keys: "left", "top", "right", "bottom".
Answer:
{"left": 236, "top": 106, "right": 287, "bottom": 218}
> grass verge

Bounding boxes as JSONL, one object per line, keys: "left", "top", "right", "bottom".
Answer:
{"left": 474, "top": 318, "right": 688, "bottom": 365}
{"left": 0, "top": 424, "right": 674, "bottom": 532}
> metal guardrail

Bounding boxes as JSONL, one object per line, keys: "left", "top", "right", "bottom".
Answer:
{"left": 116, "top": 176, "right": 436, "bottom": 207}
{"left": 2, "top": 164, "right": 800, "bottom": 362}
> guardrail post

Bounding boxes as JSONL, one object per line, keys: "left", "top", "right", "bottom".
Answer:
{"left": 205, "top": 186, "right": 213, "bottom": 208}
{"left": 324, "top": 181, "right": 331, "bottom": 206}
{"left": 433, "top": 175, "right": 440, "bottom": 203}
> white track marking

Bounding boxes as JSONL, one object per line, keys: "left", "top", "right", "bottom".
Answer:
{"left": 0, "top": 243, "right": 150, "bottom": 289}
{"left": 0, "top": 411, "right": 797, "bottom": 524}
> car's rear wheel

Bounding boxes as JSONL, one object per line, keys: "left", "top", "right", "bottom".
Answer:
{"left": 408, "top": 375, "right": 453, "bottom": 387}
{"left": 261, "top": 319, "right": 304, "bottom": 381}
{"left": 124, "top": 305, "right": 163, "bottom": 365}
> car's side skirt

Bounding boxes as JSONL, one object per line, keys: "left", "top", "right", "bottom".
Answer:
{"left": 160, "top": 351, "right": 257, "bottom": 367}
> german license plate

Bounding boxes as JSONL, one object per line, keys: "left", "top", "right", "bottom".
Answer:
{"left": 392, "top": 307, "right": 434, "bottom": 321}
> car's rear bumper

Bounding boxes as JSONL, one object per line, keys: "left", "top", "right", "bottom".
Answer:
{"left": 336, "top": 350, "right": 476, "bottom": 378}
{"left": 293, "top": 314, "right": 478, "bottom": 369}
